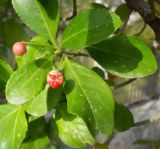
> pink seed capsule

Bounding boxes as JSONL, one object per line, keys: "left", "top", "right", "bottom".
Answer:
{"left": 12, "top": 42, "right": 26, "bottom": 56}
{"left": 47, "top": 70, "right": 64, "bottom": 89}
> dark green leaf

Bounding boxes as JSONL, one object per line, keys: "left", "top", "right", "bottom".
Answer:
{"left": 114, "top": 103, "right": 134, "bottom": 131}
{"left": 0, "top": 79, "right": 6, "bottom": 92}
{"left": 26, "top": 117, "right": 46, "bottom": 138}
{"left": 55, "top": 104, "right": 94, "bottom": 148}
{"left": 12, "top": 0, "right": 60, "bottom": 45}
{"left": 93, "top": 143, "right": 109, "bottom": 149}
{"left": 115, "top": 3, "right": 130, "bottom": 22}
{"left": 90, "top": 3, "right": 109, "bottom": 10}
{"left": 61, "top": 9, "right": 121, "bottom": 50}
{"left": 46, "top": 118, "right": 62, "bottom": 148}
{"left": 87, "top": 35, "right": 157, "bottom": 78}
{"left": 0, "top": 0, "right": 9, "bottom": 12}
{"left": 63, "top": 57, "right": 115, "bottom": 143}
{"left": 6, "top": 58, "right": 52, "bottom": 105}
{"left": 0, "top": 103, "right": 27, "bottom": 149}
{"left": 0, "top": 59, "right": 13, "bottom": 82}
{"left": 0, "top": 18, "right": 26, "bottom": 48}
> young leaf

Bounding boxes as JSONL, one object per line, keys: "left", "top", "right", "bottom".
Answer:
{"left": 12, "top": 0, "right": 60, "bottom": 45}
{"left": 114, "top": 103, "right": 134, "bottom": 131}
{"left": 87, "top": 35, "right": 157, "bottom": 78}
{"left": 63, "top": 57, "right": 115, "bottom": 143}
{"left": 6, "top": 58, "right": 52, "bottom": 105}
{"left": 26, "top": 85, "right": 63, "bottom": 117}
{"left": 55, "top": 104, "right": 94, "bottom": 148}
{"left": 0, "top": 59, "right": 13, "bottom": 82}
{"left": 0, "top": 103, "right": 27, "bottom": 149}
{"left": 61, "top": 8, "right": 121, "bottom": 50}
{"left": 16, "top": 36, "right": 54, "bottom": 68}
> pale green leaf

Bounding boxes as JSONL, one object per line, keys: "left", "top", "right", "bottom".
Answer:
{"left": 21, "top": 136, "right": 54, "bottom": 149}
{"left": 0, "top": 104, "right": 27, "bottom": 149}
{"left": 6, "top": 58, "right": 52, "bottom": 105}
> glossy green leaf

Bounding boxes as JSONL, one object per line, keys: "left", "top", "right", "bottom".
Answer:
{"left": 0, "top": 59, "right": 13, "bottom": 82}
{"left": 61, "top": 8, "right": 121, "bottom": 50}
{"left": 0, "top": 79, "right": 6, "bottom": 92}
{"left": 12, "top": 0, "right": 60, "bottom": 44}
{"left": 21, "top": 136, "right": 54, "bottom": 149}
{"left": 0, "top": 103, "right": 27, "bottom": 149}
{"left": 16, "top": 36, "right": 54, "bottom": 68}
{"left": 87, "top": 35, "right": 157, "bottom": 78}
{"left": 93, "top": 143, "right": 109, "bottom": 149}
{"left": 55, "top": 104, "right": 94, "bottom": 148}
{"left": 0, "top": 18, "right": 26, "bottom": 48}
{"left": 6, "top": 58, "right": 52, "bottom": 105}
{"left": 26, "top": 85, "right": 63, "bottom": 117}
{"left": 63, "top": 57, "right": 114, "bottom": 143}
{"left": 114, "top": 103, "right": 134, "bottom": 131}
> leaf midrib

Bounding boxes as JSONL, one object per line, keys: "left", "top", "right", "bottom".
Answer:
{"left": 12, "top": 107, "right": 23, "bottom": 148}
{"left": 0, "top": 107, "right": 18, "bottom": 124}
{"left": 7, "top": 59, "right": 50, "bottom": 98}
{"left": 62, "top": 23, "right": 113, "bottom": 46}
{"left": 34, "top": 0, "right": 53, "bottom": 43}
{"left": 65, "top": 59, "right": 97, "bottom": 128}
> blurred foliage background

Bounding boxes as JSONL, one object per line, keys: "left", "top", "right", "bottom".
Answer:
{"left": 0, "top": 0, "right": 159, "bottom": 103}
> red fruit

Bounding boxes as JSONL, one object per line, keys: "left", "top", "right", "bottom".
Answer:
{"left": 12, "top": 42, "right": 26, "bottom": 56}
{"left": 47, "top": 70, "right": 64, "bottom": 89}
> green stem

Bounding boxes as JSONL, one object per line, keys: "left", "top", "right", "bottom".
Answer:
{"left": 133, "top": 114, "right": 160, "bottom": 127}
{"left": 64, "top": 50, "right": 89, "bottom": 57}
{"left": 57, "top": 54, "right": 65, "bottom": 71}
{"left": 23, "top": 41, "right": 55, "bottom": 49}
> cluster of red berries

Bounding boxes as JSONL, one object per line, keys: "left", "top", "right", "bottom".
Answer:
{"left": 12, "top": 42, "right": 64, "bottom": 89}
